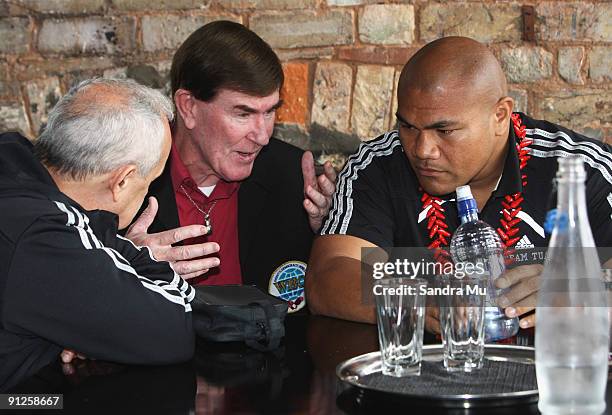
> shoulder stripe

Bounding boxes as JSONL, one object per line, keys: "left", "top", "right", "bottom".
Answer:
{"left": 53, "top": 201, "right": 192, "bottom": 311}
{"left": 526, "top": 126, "right": 612, "bottom": 185}
{"left": 323, "top": 131, "right": 397, "bottom": 234}
{"left": 527, "top": 127, "right": 612, "bottom": 175}
{"left": 527, "top": 128, "right": 612, "bottom": 173}
{"left": 529, "top": 149, "right": 612, "bottom": 185}
{"left": 79, "top": 212, "right": 103, "bottom": 249}
{"left": 73, "top": 207, "right": 105, "bottom": 250}
{"left": 55, "top": 202, "right": 92, "bottom": 250}
{"left": 57, "top": 203, "right": 75, "bottom": 227}
{"left": 340, "top": 139, "right": 401, "bottom": 234}
{"left": 531, "top": 138, "right": 612, "bottom": 174}
{"left": 527, "top": 128, "right": 612, "bottom": 164}
{"left": 322, "top": 131, "right": 401, "bottom": 235}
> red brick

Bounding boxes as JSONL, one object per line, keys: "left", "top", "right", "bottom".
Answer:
{"left": 277, "top": 62, "right": 309, "bottom": 125}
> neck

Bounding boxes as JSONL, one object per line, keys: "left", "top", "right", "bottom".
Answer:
{"left": 47, "top": 168, "right": 107, "bottom": 211}
{"left": 467, "top": 133, "right": 509, "bottom": 210}
{"left": 173, "top": 124, "right": 219, "bottom": 187}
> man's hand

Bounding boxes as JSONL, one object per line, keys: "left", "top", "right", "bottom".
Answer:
{"left": 301, "top": 151, "right": 337, "bottom": 233}
{"left": 60, "top": 350, "right": 122, "bottom": 380}
{"left": 61, "top": 349, "right": 86, "bottom": 364}
{"left": 61, "top": 349, "right": 88, "bottom": 377}
{"left": 125, "top": 197, "right": 221, "bottom": 280}
{"left": 495, "top": 264, "right": 543, "bottom": 329}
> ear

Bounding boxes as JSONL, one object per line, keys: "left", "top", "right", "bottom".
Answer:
{"left": 174, "top": 88, "right": 198, "bottom": 130}
{"left": 109, "top": 164, "right": 139, "bottom": 203}
{"left": 493, "top": 96, "right": 514, "bottom": 137}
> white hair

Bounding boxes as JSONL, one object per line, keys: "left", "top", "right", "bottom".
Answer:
{"left": 35, "top": 78, "right": 174, "bottom": 180}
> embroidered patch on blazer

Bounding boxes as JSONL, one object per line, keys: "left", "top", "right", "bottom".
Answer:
{"left": 268, "top": 261, "right": 306, "bottom": 313}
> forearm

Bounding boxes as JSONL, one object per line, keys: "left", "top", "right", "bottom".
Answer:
{"left": 8, "top": 235, "right": 195, "bottom": 364}
{"left": 6, "top": 274, "right": 195, "bottom": 365}
{"left": 306, "top": 256, "right": 376, "bottom": 324}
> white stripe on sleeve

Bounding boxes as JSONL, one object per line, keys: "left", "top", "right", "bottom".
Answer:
{"left": 53, "top": 201, "right": 192, "bottom": 312}
{"left": 323, "top": 131, "right": 401, "bottom": 235}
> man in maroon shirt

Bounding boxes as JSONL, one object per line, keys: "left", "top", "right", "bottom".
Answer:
{"left": 124, "top": 21, "right": 335, "bottom": 301}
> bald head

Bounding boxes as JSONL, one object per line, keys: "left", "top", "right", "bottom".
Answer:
{"left": 70, "top": 81, "right": 133, "bottom": 114}
{"left": 35, "top": 78, "right": 173, "bottom": 180}
{"left": 394, "top": 37, "right": 515, "bottom": 198}
{"left": 398, "top": 37, "right": 507, "bottom": 107}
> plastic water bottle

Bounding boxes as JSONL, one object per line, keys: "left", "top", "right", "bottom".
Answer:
{"left": 450, "top": 185, "right": 520, "bottom": 342}
{"left": 535, "top": 157, "right": 609, "bottom": 415}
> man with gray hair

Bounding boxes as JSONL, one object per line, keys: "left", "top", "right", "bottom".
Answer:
{"left": 0, "top": 78, "right": 195, "bottom": 392}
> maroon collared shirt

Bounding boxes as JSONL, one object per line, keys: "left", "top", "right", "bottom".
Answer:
{"left": 169, "top": 145, "right": 242, "bottom": 285}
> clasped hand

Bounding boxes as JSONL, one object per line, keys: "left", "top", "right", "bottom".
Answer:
{"left": 426, "top": 264, "right": 543, "bottom": 334}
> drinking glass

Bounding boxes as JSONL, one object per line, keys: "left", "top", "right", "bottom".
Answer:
{"left": 374, "top": 277, "right": 427, "bottom": 377}
{"left": 437, "top": 274, "right": 487, "bottom": 372}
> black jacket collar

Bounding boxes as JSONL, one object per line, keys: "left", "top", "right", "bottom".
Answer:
{"left": 0, "top": 132, "right": 120, "bottom": 232}
{"left": 147, "top": 160, "right": 181, "bottom": 233}
{"left": 237, "top": 141, "right": 275, "bottom": 267}
{"left": 0, "top": 133, "right": 79, "bottom": 206}
{"left": 492, "top": 120, "right": 523, "bottom": 199}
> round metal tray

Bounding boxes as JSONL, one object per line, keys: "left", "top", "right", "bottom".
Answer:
{"left": 336, "top": 344, "right": 538, "bottom": 408}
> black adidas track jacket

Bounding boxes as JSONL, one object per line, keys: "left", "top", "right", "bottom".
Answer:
{"left": 0, "top": 133, "right": 195, "bottom": 391}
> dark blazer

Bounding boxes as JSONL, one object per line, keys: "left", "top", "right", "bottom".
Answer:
{"left": 145, "top": 138, "right": 314, "bottom": 308}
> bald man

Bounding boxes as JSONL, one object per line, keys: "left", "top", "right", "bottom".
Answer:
{"left": 0, "top": 78, "right": 195, "bottom": 391}
{"left": 306, "top": 37, "right": 612, "bottom": 330}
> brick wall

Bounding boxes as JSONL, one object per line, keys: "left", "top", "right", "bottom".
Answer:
{"left": 0, "top": 0, "right": 610, "bottom": 163}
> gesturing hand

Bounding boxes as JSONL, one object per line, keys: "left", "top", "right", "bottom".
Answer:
{"left": 126, "top": 197, "right": 221, "bottom": 280}
{"left": 301, "top": 151, "right": 337, "bottom": 233}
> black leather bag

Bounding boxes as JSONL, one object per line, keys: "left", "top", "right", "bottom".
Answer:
{"left": 191, "top": 285, "right": 288, "bottom": 351}
{"left": 194, "top": 340, "right": 289, "bottom": 394}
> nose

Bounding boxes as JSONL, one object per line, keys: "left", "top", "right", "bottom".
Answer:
{"left": 247, "top": 114, "right": 271, "bottom": 146}
{"left": 414, "top": 131, "right": 440, "bottom": 160}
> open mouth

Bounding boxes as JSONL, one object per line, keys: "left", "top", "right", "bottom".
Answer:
{"left": 235, "top": 150, "right": 258, "bottom": 163}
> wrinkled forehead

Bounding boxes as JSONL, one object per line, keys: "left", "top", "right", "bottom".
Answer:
{"left": 212, "top": 88, "right": 281, "bottom": 109}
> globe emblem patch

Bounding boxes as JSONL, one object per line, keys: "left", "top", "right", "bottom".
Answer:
{"left": 268, "top": 261, "right": 307, "bottom": 313}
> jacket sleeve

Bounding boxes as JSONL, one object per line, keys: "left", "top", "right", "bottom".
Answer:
{"left": 3, "top": 207, "right": 195, "bottom": 365}
{"left": 586, "top": 166, "right": 612, "bottom": 249}
{"left": 320, "top": 139, "right": 397, "bottom": 248}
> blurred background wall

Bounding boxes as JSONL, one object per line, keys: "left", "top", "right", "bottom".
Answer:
{"left": 0, "top": 0, "right": 609, "bottom": 164}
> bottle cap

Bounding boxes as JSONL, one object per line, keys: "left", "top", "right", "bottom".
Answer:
{"left": 456, "top": 185, "right": 478, "bottom": 218}
{"left": 456, "top": 185, "right": 473, "bottom": 201}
